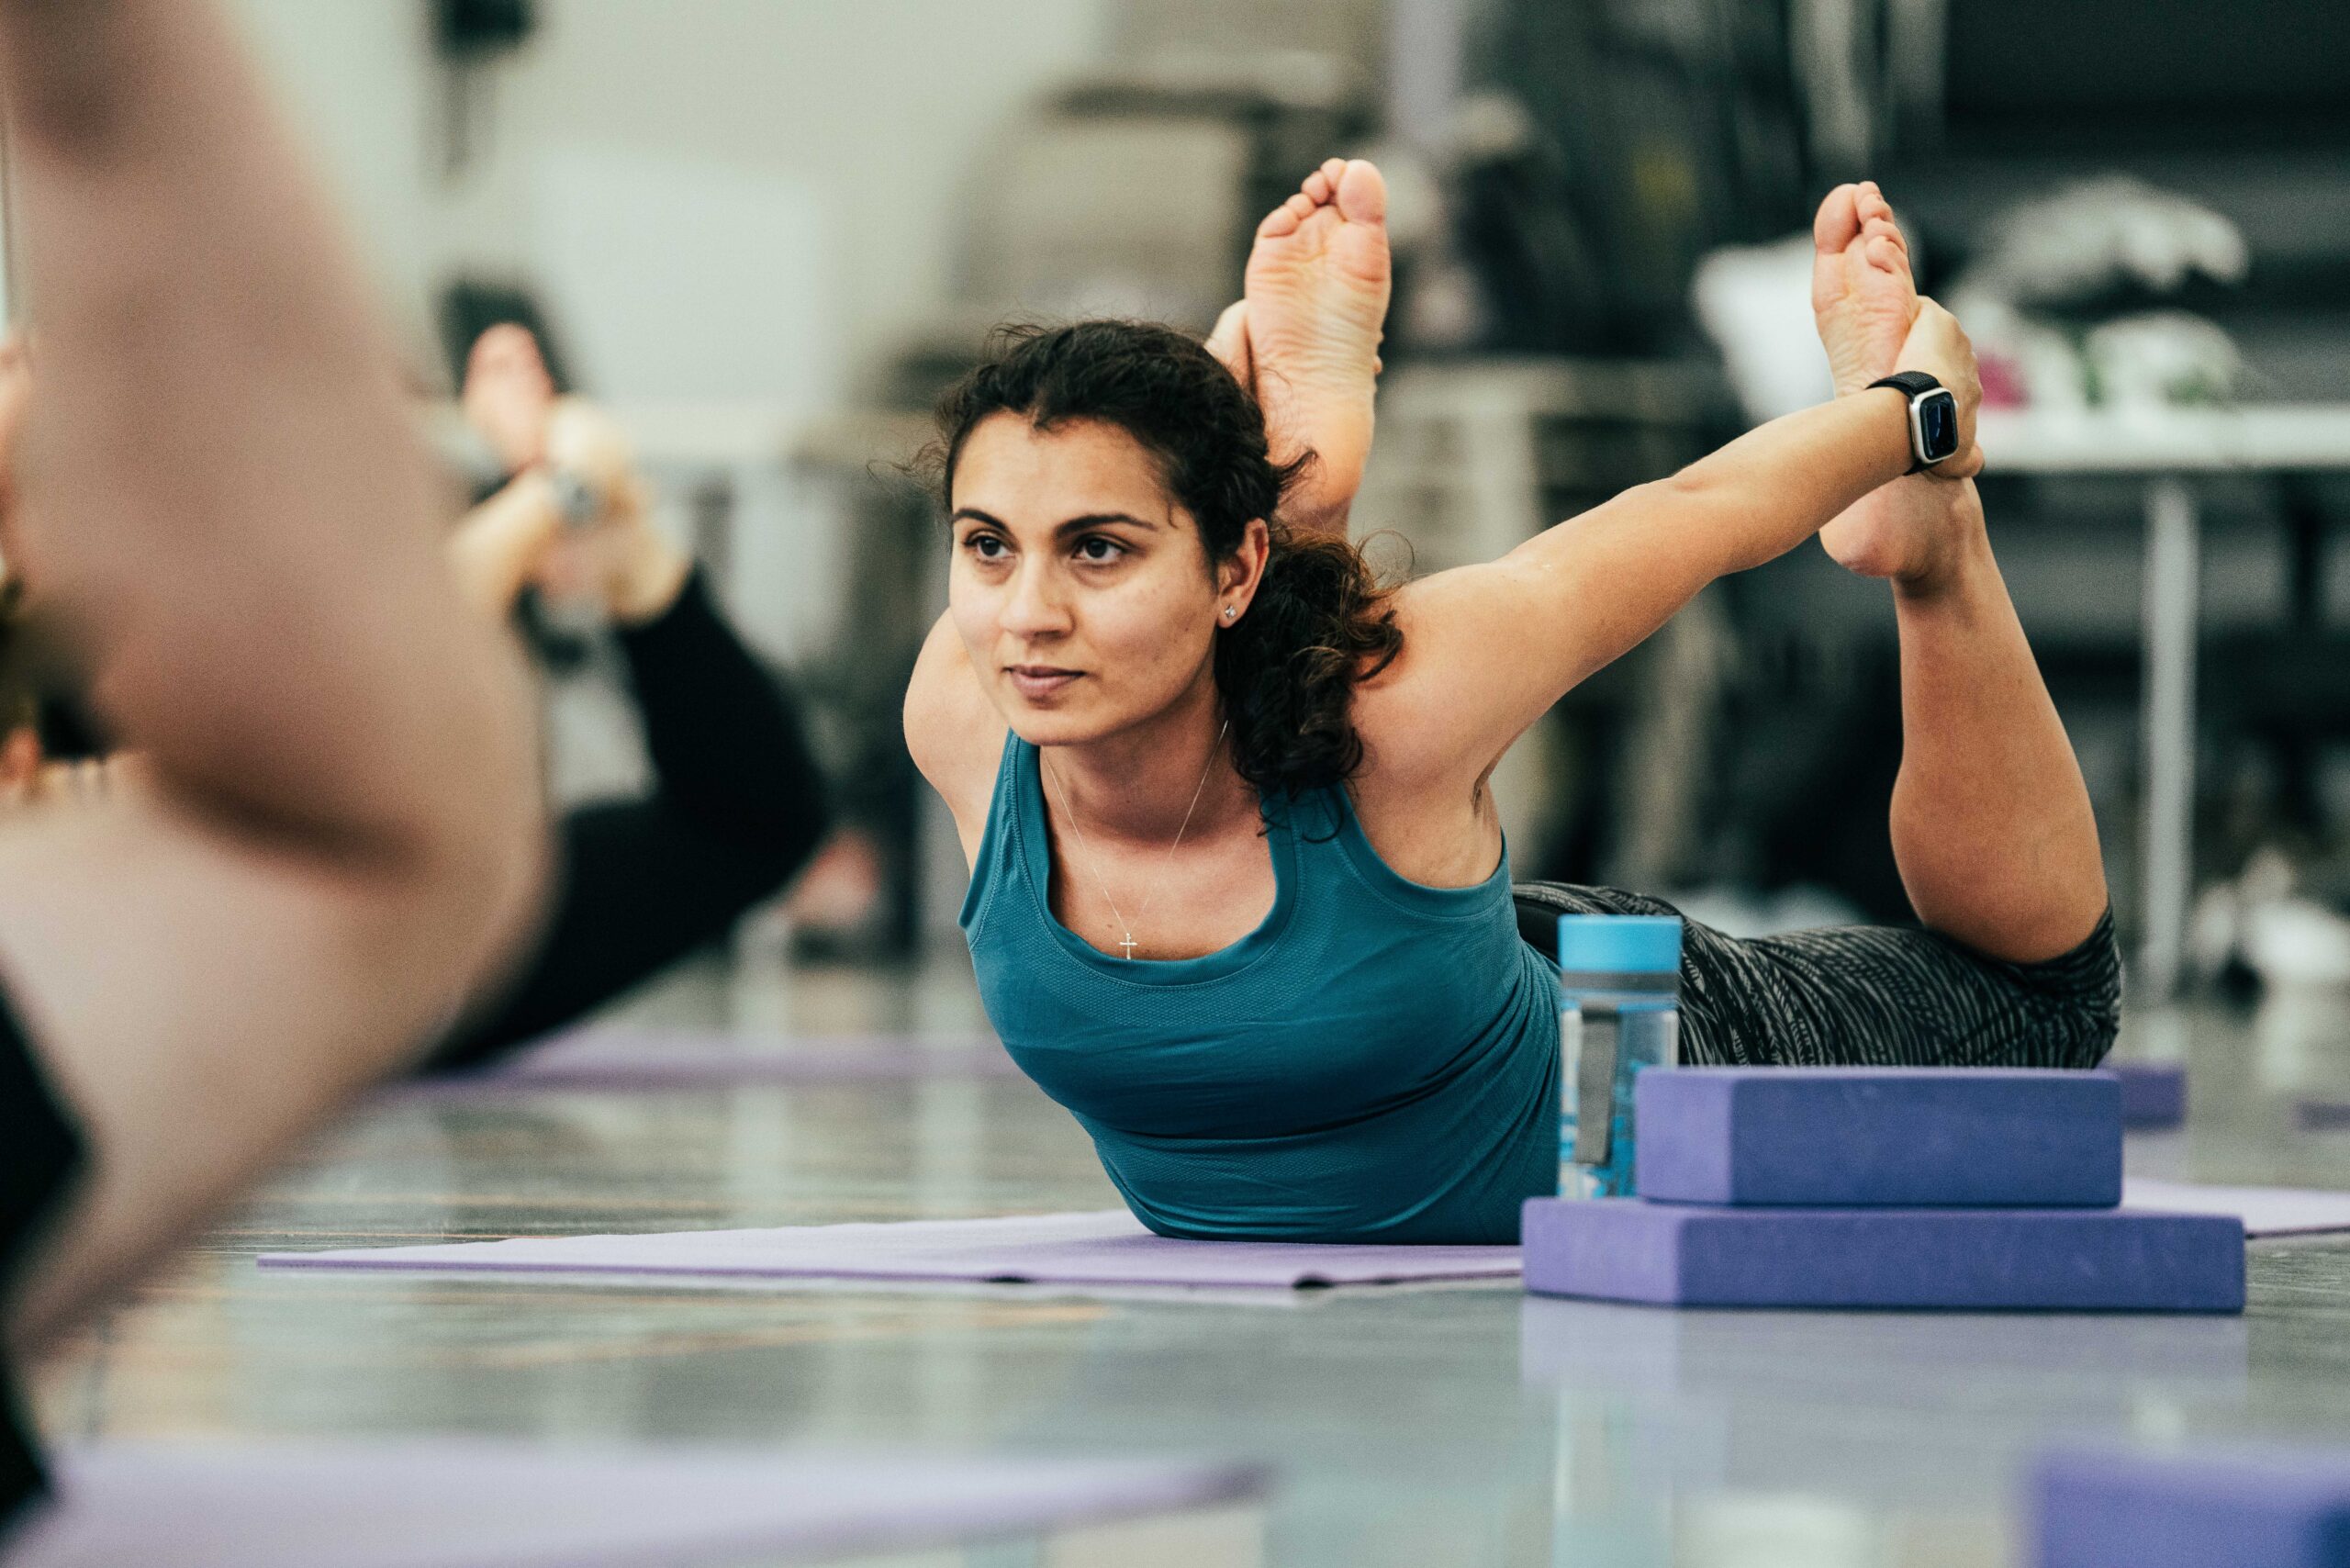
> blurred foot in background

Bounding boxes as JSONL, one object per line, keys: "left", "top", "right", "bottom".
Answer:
{"left": 463, "top": 323, "right": 559, "bottom": 476}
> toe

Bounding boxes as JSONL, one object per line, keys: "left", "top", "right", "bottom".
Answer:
{"left": 1863, "top": 215, "right": 1908, "bottom": 253}
{"left": 1303, "top": 165, "right": 1335, "bottom": 204}
{"left": 1257, "top": 200, "right": 1304, "bottom": 240}
{"left": 1335, "top": 159, "right": 1387, "bottom": 226}
{"left": 1813, "top": 183, "right": 1862, "bottom": 255}
{"left": 1865, "top": 235, "right": 1906, "bottom": 274}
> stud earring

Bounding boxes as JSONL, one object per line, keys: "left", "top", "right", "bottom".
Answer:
{"left": 1223, "top": 606, "right": 1237, "bottom": 621}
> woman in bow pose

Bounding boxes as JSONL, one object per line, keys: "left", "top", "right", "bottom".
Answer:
{"left": 904, "top": 161, "right": 2115, "bottom": 1244}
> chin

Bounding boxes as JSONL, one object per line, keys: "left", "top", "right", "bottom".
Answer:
{"left": 1003, "top": 708, "right": 1110, "bottom": 749}
{"left": 995, "top": 687, "right": 1129, "bottom": 751}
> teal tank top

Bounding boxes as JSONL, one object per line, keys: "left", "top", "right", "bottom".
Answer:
{"left": 958, "top": 732, "right": 1561, "bottom": 1244}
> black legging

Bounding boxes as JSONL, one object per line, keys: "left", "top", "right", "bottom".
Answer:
{"left": 1513, "top": 884, "right": 2121, "bottom": 1070}
{"left": 428, "top": 567, "right": 829, "bottom": 1071}
{"left": 2, "top": 993, "right": 83, "bottom": 1532}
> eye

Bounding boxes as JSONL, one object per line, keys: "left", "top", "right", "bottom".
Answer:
{"left": 962, "top": 532, "right": 1009, "bottom": 561}
{"left": 1074, "top": 536, "right": 1126, "bottom": 565}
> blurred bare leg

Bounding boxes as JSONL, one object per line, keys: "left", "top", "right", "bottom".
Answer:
{"left": 0, "top": 0, "right": 543, "bottom": 1350}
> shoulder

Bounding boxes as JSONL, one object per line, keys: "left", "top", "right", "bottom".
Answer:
{"left": 1344, "top": 567, "right": 1506, "bottom": 784}
{"left": 904, "top": 611, "right": 1008, "bottom": 844}
{"left": 1334, "top": 570, "right": 1521, "bottom": 879}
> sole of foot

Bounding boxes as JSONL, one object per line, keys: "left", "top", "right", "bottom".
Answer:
{"left": 1237, "top": 157, "right": 1390, "bottom": 532}
{"left": 1808, "top": 180, "right": 1958, "bottom": 583}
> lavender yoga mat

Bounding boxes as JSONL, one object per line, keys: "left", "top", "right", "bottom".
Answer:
{"left": 6, "top": 1440, "right": 1264, "bottom": 1568}
{"left": 2031, "top": 1444, "right": 2350, "bottom": 1568}
{"left": 254, "top": 1182, "right": 2350, "bottom": 1294}
{"left": 412, "top": 1026, "right": 1021, "bottom": 1092}
{"left": 257, "top": 1210, "right": 1524, "bottom": 1290}
{"left": 2122, "top": 1178, "right": 2350, "bottom": 1237}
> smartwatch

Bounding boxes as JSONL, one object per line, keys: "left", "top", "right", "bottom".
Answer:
{"left": 1867, "top": 371, "right": 1961, "bottom": 473}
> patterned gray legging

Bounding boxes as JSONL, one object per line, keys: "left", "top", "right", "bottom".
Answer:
{"left": 1512, "top": 883, "right": 2121, "bottom": 1070}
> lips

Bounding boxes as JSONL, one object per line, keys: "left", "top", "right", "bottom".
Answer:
{"left": 1006, "top": 666, "right": 1082, "bottom": 700}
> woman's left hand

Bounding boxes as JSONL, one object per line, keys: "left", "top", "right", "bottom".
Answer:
{"left": 1892, "top": 298, "right": 1985, "bottom": 479}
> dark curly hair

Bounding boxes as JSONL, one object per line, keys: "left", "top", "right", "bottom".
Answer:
{"left": 932, "top": 320, "right": 1402, "bottom": 799}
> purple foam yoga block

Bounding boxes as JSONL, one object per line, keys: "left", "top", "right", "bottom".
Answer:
{"left": 1520, "top": 1198, "right": 2244, "bottom": 1311}
{"left": 2031, "top": 1446, "right": 2350, "bottom": 1567}
{"left": 1633, "top": 1068, "right": 2122, "bottom": 1207}
{"left": 2109, "top": 1060, "right": 2188, "bottom": 1129}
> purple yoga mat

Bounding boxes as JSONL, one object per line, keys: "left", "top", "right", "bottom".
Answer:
{"left": 1633, "top": 1068, "right": 2122, "bottom": 1207}
{"left": 1520, "top": 1198, "right": 2245, "bottom": 1311}
{"left": 257, "top": 1210, "right": 1525, "bottom": 1290}
{"left": 2295, "top": 1099, "right": 2350, "bottom": 1130}
{"left": 408, "top": 1027, "right": 1022, "bottom": 1092}
{"left": 6, "top": 1440, "right": 1265, "bottom": 1568}
{"left": 2031, "top": 1445, "right": 2350, "bottom": 1568}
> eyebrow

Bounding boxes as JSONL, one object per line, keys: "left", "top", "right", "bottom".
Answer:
{"left": 950, "top": 508, "right": 1164, "bottom": 535}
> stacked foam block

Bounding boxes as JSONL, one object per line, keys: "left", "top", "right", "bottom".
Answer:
{"left": 1521, "top": 1068, "right": 2245, "bottom": 1311}
{"left": 2032, "top": 1444, "right": 2350, "bottom": 1568}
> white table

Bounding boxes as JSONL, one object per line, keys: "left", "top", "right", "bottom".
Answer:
{"left": 1977, "top": 406, "right": 2350, "bottom": 1000}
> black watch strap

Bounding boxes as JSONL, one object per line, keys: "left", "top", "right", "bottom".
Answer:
{"left": 1866, "top": 371, "right": 1943, "bottom": 399}
{"left": 1867, "top": 371, "right": 1946, "bottom": 473}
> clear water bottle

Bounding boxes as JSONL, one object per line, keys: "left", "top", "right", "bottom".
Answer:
{"left": 1558, "top": 914, "right": 1683, "bottom": 1199}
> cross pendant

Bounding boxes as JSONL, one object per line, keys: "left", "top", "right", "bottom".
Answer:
{"left": 1117, "top": 933, "right": 1137, "bottom": 960}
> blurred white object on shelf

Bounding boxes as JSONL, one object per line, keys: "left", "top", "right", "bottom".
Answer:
{"left": 1965, "top": 175, "right": 2248, "bottom": 307}
{"left": 1690, "top": 233, "right": 1832, "bottom": 422}
{"left": 2084, "top": 312, "right": 2244, "bottom": 410}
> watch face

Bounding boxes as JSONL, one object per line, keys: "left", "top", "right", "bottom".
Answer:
{"left": 1916, "top": 389, "right": 1961, "bottom": 463}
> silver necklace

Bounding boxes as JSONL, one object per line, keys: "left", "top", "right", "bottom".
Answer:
{"left": 1043, "top": 718, "right": 1230, "bottom": 959}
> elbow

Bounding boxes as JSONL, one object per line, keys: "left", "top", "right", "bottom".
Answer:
{"left": 1636, "top": 469, "right": 1770, "bottom": 579}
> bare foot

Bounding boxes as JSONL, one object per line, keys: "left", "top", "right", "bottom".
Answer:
{"left": 1809, "top": 182, "right": 1964, "bottom": 584}
{"left": 463, "top": 323, "right": 557, "bottom": 474}
{"left": 1233, "top": 158, "right": 1390, "bottom": 535}
{"left": 1811, "top": 182, "right": 1916, "bottom": 398}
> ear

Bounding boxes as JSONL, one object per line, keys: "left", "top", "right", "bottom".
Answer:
{"left": 1216, "top": 518, "right": 1272, "bottom": 619}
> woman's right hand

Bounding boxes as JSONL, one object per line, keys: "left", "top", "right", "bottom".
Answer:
{"left": 1891, "top": 297, "right": 1985, "bottom": 478}
{"left": 539, "top": 400, "right": 689, "bottom": 625}
{"left": 447, "top": 468, "right": 565, "bottom": 620}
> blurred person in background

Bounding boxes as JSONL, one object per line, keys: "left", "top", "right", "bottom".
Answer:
{"left": 0, "top": 0, "right": 545, "bottom": 1532}
{"left": 425, "top": 331, "right": 832, "bottom": 1069}
{"left": 1, "top": 325, "right": 834, "bottom": 1074}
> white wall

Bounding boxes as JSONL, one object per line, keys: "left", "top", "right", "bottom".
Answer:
{"left": 229, "top": 0, "right": 1113, "bottom": 402}
{"left": 223, "top": 0, "right": 1113, "bottom": 663}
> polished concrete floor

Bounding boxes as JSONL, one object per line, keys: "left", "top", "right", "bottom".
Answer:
{"left": 29, "top": 954, "right": 2350, "bottom": 1568}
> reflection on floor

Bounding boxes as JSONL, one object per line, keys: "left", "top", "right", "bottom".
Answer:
{"left": 30, "top": 949, "right": 2350, "bottom": 1568}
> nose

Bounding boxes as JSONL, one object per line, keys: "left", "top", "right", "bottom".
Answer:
{"left": 1000, "top": 558, "right": 1073, "bottom": 641}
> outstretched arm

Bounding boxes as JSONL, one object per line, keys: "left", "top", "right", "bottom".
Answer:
{"left": 1362, "top": 302, "right": 1980, "bottom": 788}
{"left": 0, "top": 0, "right": 544, "bottom": 1350}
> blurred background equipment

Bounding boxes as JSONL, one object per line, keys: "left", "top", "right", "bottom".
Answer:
{"left": 192, "top": 0, "right": 2350, "bottom": 1002}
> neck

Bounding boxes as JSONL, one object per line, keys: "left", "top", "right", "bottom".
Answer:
{"left": 1042, "top": 674, "right": 1248, "bottom": 845}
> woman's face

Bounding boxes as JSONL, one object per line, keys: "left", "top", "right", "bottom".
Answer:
{"left": 948, "top": 413, "right": 1259, "bottom": 748}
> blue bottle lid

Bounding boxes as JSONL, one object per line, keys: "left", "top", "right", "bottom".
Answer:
{"left": 1556, "top": 913, "right": 1684, "bottom": 973}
